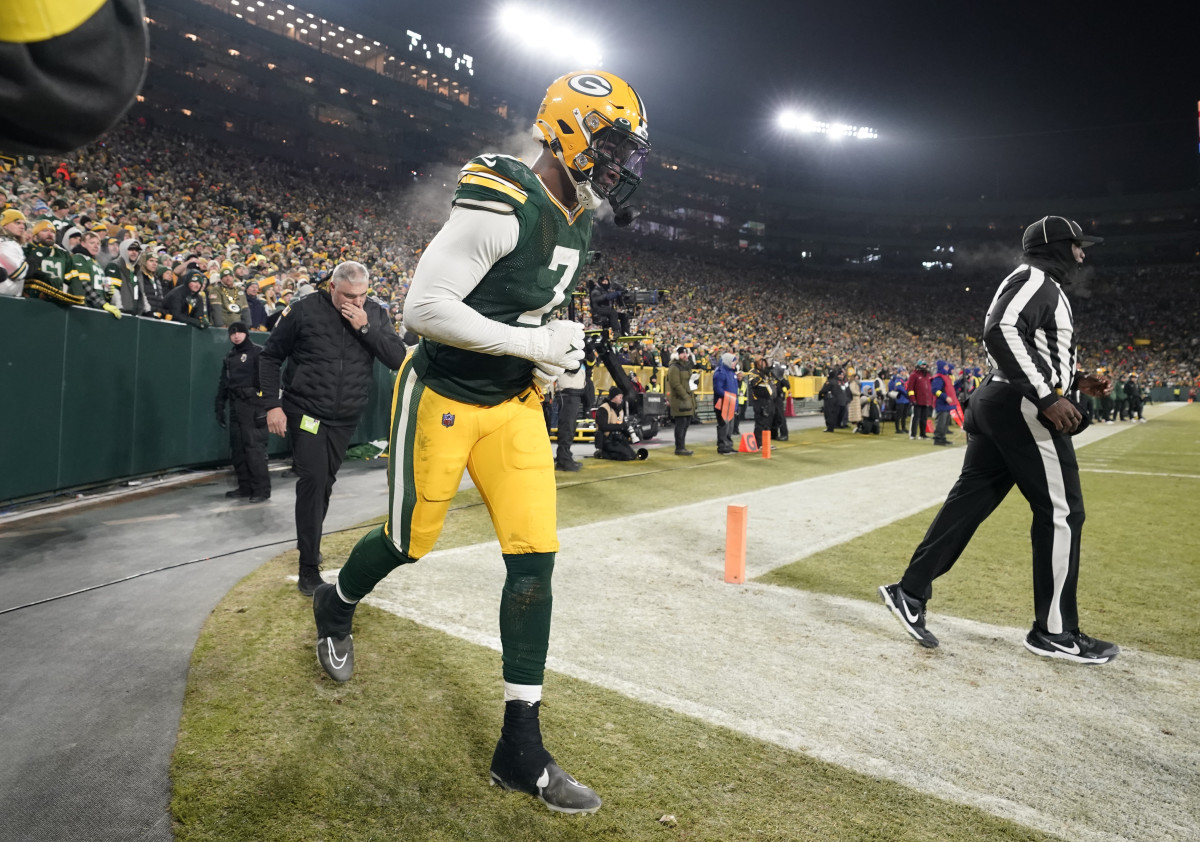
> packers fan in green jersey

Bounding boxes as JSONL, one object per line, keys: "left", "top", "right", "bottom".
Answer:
{"left": 310, "top": 70, "right": 650, "bottom": 815}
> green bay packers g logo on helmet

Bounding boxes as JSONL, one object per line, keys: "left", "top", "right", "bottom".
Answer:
{"left": 566, "top": 73, "right": 613, "bottom": 97}
{"left": 534, "top": 69, "right": 650, "bottom": 211}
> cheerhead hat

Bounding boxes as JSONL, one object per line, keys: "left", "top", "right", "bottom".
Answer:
{"left": 1022, "top": 216, "right": 1103, "bottom": 250}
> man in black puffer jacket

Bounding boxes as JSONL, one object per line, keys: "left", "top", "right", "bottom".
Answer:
{"left": 261, "top": 261, "right": 407, "bottom": 594}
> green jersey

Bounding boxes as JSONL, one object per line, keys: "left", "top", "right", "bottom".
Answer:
{"left": 26, "top": 242, "right": 71, "bottom": 286}
{"left": 65, "top": 252, "right": 109, "bottom": 308}
{"left": 411, "top": 154, "right": 593, "bottom": 405}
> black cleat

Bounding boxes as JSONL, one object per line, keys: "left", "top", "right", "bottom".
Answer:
{"left": 555, "top": 460, "right": 582, "bottom": 472}
{"left": 226, "top": 489, "right": 251, "bottom": 498}
{"left": 313, "top": 583, "right": 356, "bottom": 681}
{"left": 1024, "top": 626, "right": 1119, "bottom": 664}
{"left": 674, "top": 448, "right": 694, "bottom": 456}
{"left": 489, "top": 701, "right": 601, "bottom": 815}
{"left": 879, "top": 583, "right": 939, "bottom": 648}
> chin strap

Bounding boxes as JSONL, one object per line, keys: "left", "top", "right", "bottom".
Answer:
{"left": 566, "top": 165, "right": 600, "bottom": 210}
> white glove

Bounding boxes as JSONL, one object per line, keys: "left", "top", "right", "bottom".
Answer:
{"left": 532, "top": 361, "right": 564, "bottom": 393}
{"left": 514, "top": 320, "right": 585, "bottom": 371}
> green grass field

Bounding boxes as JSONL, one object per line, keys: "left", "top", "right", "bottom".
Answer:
{"left": 171, "top": 405, "right": 1198, "bottom": 841}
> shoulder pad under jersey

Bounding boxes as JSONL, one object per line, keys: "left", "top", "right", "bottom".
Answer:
{"left": 453, "top": 154, "right": 536, "bottom": 213}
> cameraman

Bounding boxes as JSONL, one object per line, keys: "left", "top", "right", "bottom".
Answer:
{"left": 589, "top": 275, "right": 630, "bottom": 338}
{"left": 595, "top": 387, "right": 638, "bottom": 461}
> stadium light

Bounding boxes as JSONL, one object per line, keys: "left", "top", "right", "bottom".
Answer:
{"left": 497, "top": 5, "right": 602, "bottom": 66}
{"left": 777, "top": 109, "right": 878, "bottom": 140}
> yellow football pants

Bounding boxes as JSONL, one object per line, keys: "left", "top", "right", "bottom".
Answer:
{"left": 384, "top": 359, "right": 558, "bottom": 558}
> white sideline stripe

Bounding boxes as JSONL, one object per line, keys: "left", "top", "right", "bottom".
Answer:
{"left": 0, "top": 526, "right": 68, "bottom": 539}
{"left": 101, "top": 514, "right": 180, "bottom": 526}
{"left": 1082, "top": 468, "right": 1200, "bottom": 479}
{"left": 330, "top": 401, "right": 1196, "bottom": 842}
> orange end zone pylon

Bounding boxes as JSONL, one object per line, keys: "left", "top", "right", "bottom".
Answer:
{"left": 724, "top": 504, "right": 747, "bottom": 584}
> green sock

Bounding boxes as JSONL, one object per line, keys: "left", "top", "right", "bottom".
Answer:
{"left": 337, "top": 524, "right": 416, "bottom": 602}
{"left": 499, "top": 552, "right": 555, "bottom": 686}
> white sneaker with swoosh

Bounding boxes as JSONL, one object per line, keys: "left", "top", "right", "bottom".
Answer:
{"left": 313, "top": 582, "right": 356, "bottom": 682}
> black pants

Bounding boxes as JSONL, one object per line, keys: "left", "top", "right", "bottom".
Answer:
{"left": 600, "top": 432, "right": 637, "bottom": 461}
{"left": 556, "top": 391, "right": 583, "bottom": 465}
{"left": 910, "top": 404, "right": 930, "bottom": 438}
{"left": 823, "top": 404, "right": 838, "bottom": 432}
{"left": 593, "top": 306, "right": 629, "bottom": 337}
{"left": 673, "top": 415, "right": 691, "bottom": 451}
{"left": 230, "top": 399, "right": 270, "bottom": 497}
{"left": 894, "top": 402, "right": 911, "bottom": 433}
{"left": 287, "top": 412, "right": 356, "bottom": 571}
{"left": 754, "top": 405, "right": 775, "bottom": 448}
{"left": 899, "top": 382, "right": 1085, "bottom": 634}
{"left": 772, "top": 400, "right": 789, "bottom": 440}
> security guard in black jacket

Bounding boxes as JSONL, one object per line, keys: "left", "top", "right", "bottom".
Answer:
{"left": 216, "top": 322, "right": 270, "bottom": 502}
{"left": 260, "top": 262, "right": 407, "bottom": 595}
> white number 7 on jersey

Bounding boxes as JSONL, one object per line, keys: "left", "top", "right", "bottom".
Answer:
{"left": 517, "top": 245, "right": 580, "bottom": 326}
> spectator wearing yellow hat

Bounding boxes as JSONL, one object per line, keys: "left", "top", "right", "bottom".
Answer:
{"left": 1, "top": 209, "right": 29, "bottom": 244}
{"left": 24, "top": 219, "right": 72, "bottom": 288}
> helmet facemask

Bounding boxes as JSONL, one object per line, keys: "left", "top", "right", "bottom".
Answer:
{"left": 569, "top": 114, "right": 650, "bottom": 210}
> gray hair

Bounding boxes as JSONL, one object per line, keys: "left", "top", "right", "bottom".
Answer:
{"left": 330, "top": 260, "right": 370, "bottom": 288}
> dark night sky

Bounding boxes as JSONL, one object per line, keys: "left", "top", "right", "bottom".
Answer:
{"left": 386, "top": 1, "right": 1197, "bottom": 199}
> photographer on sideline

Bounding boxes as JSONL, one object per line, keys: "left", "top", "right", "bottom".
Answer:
{"left": 594, "top": 387, "right": 638, "bottom": 461}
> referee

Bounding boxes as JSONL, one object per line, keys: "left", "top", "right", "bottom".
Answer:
{"left": 260, "top": 261, "right": 406, "bottom": 595}
{"left": 880, "top": 216, "right": 1119, "bottom": 664}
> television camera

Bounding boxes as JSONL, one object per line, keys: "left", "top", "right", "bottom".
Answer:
{"left": 563, "top": 257, "right": 669, "bottom": 443}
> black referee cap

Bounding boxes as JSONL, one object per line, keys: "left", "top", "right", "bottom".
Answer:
{"left": 1022, "top": 216, "right": 1103, "bottom": 251}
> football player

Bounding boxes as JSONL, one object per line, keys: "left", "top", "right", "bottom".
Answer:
{"left": 310, "top": 70, "right": 650, "bottom": 814}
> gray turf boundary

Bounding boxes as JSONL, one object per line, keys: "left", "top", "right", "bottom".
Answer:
{"left": 325, "top": 403, "right": 1198, "bottom": 842}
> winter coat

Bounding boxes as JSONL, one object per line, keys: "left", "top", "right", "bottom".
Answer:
{"left": 847, "top": 380, "right": 862, "bottom": 424}
{"left": 712, "top": 360, "right": 738, "bottom": 403}
{"left": 161, "top": 282, "right": 207, "bottom": 325}
{"left": 666, "top": 358, "right": 696, "bottom": 416}
{"left": 216, "top": 338, "right": 265, "bottom": 419}
{"left": 932, "top": 362, "right": 958, "bottom": 412}
{"left": 906, "top": 369, "right": 934, "bottom": 407}
{"left": 259, "top": 289, "right": 406, "bottom": 426}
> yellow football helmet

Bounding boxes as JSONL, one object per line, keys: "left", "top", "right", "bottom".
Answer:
{"left": 534, "top": 70, "right": 650, "bottom": 210}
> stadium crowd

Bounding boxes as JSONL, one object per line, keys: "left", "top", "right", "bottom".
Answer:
{"left": 2, "top": 117, "right": 1196, "bottom": 395}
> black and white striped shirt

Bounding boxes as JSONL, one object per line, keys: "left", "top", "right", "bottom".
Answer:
{"left": 983, "top": 264, "right": 1076, "bottom": 410}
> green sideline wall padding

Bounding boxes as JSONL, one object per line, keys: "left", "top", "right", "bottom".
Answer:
{"left": 1, "top": 297, "right": 396, "bottom": 504}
